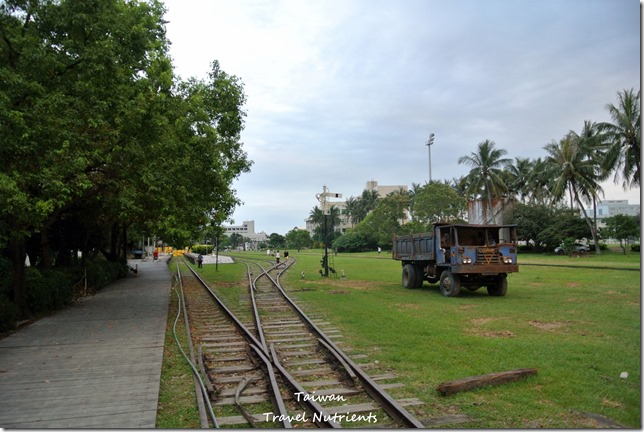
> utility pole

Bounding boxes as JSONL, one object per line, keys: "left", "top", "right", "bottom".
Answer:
{"left": 426, "top": 133, "right": 435, "bottom": 183}
{"left": 315, "top": 186, "right": 342, "bottom": 277}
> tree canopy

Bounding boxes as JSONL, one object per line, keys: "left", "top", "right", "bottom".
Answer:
{"left": 1, "top": 0, "right": 251, "bottom": 318}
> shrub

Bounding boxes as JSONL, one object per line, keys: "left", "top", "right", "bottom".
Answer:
{"left": 0, "top": 256, "right": 12, "bottom": 297}
{"left": 0, "top": 294, "right": 18, "bottom": 333}
{"left": 332, "top": 232, "right": 371, "bottom": 253}
{"left": 191, "top": 244, "right": 213, "bottom": 255}
{"left": 85, "top": 259, "right": 128, "bottom": 290}
{"left": 25, "top": 268, "right": 50, "bottom": 313}
{"left": 630, "top": 244, "right": 640, "bottom": 252}
{"left": 25, "top": 268, "right": 75, "bottom": 313}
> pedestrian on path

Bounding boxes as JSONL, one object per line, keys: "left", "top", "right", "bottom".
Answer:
{"left": 197, "top": 254, "right": 203, "bottom": 268}
{"left": 276, "top": 250, "right": 280, "bottom": 264}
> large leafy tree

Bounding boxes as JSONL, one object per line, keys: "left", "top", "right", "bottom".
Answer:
{"left": 354, "top": 193, "right": 408, "bottom": 248}
{"left": 1, "top": 0, "right": 171, "bottom": 316}
{"left": 0, "top": 0, "right": 251, "bottom": 318}
{"left": 598, "top": 88, "right": 641, "bottom": 189}
{"left": 411, "top": 182, "right": 466, "bottom": 227}
{"left": 600, "top": 214, "right": 640, "bottom": 254}
{"left": 285, "top": 228, "right": 312, "bottom": 252}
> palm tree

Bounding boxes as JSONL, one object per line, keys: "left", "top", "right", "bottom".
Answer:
{"left": 344, "top": 196, "right": 361, "bottom": 227}
{"left": 458, "top": 139, "right": 511, "bottom": 223}
{"left": 597, "top": 88, "right": 641, "bottom": 189}
{"left": 525, "top": 157, "right": 556, "bottom": 205}
{"left": 308, "top": 206, "right": 324, "bottom": 225}
{"left": 360, "top": 189, "right": 380, "bottom": 215}
{"left": 544, "top": 131, "right": 604, "bottom": 253}
{"left": 327, "top": 205, "right": 342, "bottom": 231}
{"left": 407, "top": 182, "right": 423, "bottom": 216}
{"left": 574, "top": 120, "right": 610, "bottom": 234}
{"left": 505, "top": 157, "right": 534, "bottom": 203}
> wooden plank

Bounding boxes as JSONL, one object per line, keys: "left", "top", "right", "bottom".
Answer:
{"left": 437, "top": 368, "right": 537, "bottom": 395}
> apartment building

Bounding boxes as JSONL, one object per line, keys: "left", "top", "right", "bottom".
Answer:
{"left": 584, "top": 200, "right": 640, "bottom": 228}
{"left": 305, "top": 180, "right": 409, "bottom": 234}
{"left": 223, "top": 220, "right": 268, "bottom": 242}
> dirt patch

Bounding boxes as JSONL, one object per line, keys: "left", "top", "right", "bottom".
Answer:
{"left": 300, "top": 279, "right": 380, "bottom": 291}
{"left": 470, "top": 317, "right": 495, "bottom": 325}
{"left": 468, "top": 328, "right": 515, "bottom": 338}
{"left": 601, "top": 397, "right": 625, "bottom": 409}
{"left": 528, "top": 320, "right": 568, "bottom": 331}
{"left": 329, "top": 289, "right": 348, "bottom": 294}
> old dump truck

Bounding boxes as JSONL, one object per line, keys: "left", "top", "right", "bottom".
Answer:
{"left": 392, "top": 223, "right": 519, "bottom": 297}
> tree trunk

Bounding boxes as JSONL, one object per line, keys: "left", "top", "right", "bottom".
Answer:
{"left": 8, "top": 221, "right": 32, "bottom": 319}
{"left": 573, "top": 188, "right": 600, "bottom": 255}
{"left": 109, "top": 222, "right": 119, "bottom": 261}
{"left": 40, "top": 227, "right": 52, "bottom": 269}
{"left": 121, "top": 223, "right": 128, "bottom": 261}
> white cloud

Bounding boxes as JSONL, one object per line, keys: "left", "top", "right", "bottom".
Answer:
{"left": 163, "top": 0, "right": 641, "bottom": 234}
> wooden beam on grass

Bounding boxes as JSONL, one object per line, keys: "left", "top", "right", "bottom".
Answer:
{"left": 437, "top": 368, "right": 537, "bottom": 396}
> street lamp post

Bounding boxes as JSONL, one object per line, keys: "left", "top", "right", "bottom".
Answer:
{"left": 426, "top": 133, "right": 435, "bottom": 183}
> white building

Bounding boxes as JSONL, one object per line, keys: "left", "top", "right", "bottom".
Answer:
{"left": 223, "top": 220, "right": 268, "bottom": 242}
{"left": 585, "top": 200, "right": 640, "bottom": 228}
{"left": 305, "top": 181, "right": 409, "bottom": 234}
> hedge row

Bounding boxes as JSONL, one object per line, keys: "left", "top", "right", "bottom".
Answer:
{"left": 0, "top": 257, "right": 128, "bottom": 333}
{"left": 191, "top": 244, "right": 213, "bottom": 255}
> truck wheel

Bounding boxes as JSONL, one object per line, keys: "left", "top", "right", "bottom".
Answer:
{"left": 487, "top": 274, "right": 507, "bottom": 296}
{"left": 402, "top": 264, "right": 417, "bottom": 289}
{"left": 440, "top": 270, "right": 461, "bottom": 297}
{"left": 413, "top": 264, "right": 424, "bottom": 288}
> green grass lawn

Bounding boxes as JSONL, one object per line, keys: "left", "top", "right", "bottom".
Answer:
{"left": 160, "top": 251, "right": 641, "bottom": 428}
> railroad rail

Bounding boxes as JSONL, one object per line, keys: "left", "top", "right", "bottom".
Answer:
{"left": 176, "top": 256, "right": 425, "bottom": 428}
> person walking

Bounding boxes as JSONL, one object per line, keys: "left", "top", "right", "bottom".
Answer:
{"left": 275, "top": 250, "right": 280, "bottom": 264}
{"left": 197, "top": 254, "right": 203, "bottom": 268}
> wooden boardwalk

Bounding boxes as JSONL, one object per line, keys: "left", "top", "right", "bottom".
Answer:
{"left": 0, "top": 258, "right": 171, "bottom": 428}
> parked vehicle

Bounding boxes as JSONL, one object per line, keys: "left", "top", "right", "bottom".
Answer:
{"left": 392, "top": 223, "right": 519, "bottom": 297}
{"left": 554, "top": 243, "right": 589, "bottom": 254}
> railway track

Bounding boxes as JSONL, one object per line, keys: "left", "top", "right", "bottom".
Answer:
{"left": 175, "top": 257, "right": 425, "bottom": 428}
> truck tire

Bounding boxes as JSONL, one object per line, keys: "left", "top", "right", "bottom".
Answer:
{"left": 402, "top": 264, "right": 417, "bottom": 289}
{"left": 487, "top": 274, "right": 507, "bottom": 296}
{"left": 440, "top": 270, "right": 461, "bottom": 297}
{"left": 413, "top": 264, "right": 424, "bottom": 288}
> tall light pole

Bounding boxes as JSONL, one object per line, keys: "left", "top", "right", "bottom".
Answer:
{"left": 426, "top": 133, "right": 435, "bottom": 183}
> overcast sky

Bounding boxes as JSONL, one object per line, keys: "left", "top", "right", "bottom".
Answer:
{"left": 162, "top": 0, "right": 640, "bottom": 235}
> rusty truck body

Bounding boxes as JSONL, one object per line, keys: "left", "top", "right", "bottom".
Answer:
{"left": 392, "top": 223, "right": 519, "bottom": 297}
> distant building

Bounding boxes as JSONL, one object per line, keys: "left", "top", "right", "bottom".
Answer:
{"left": 584, "top": 200, "right": 640, "bottom": 228}
{"left": 223, "top": 220, "right": 268, "bottom": 242}
{"left": 305, "top": 181, "right": 409, "bottom": 234}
